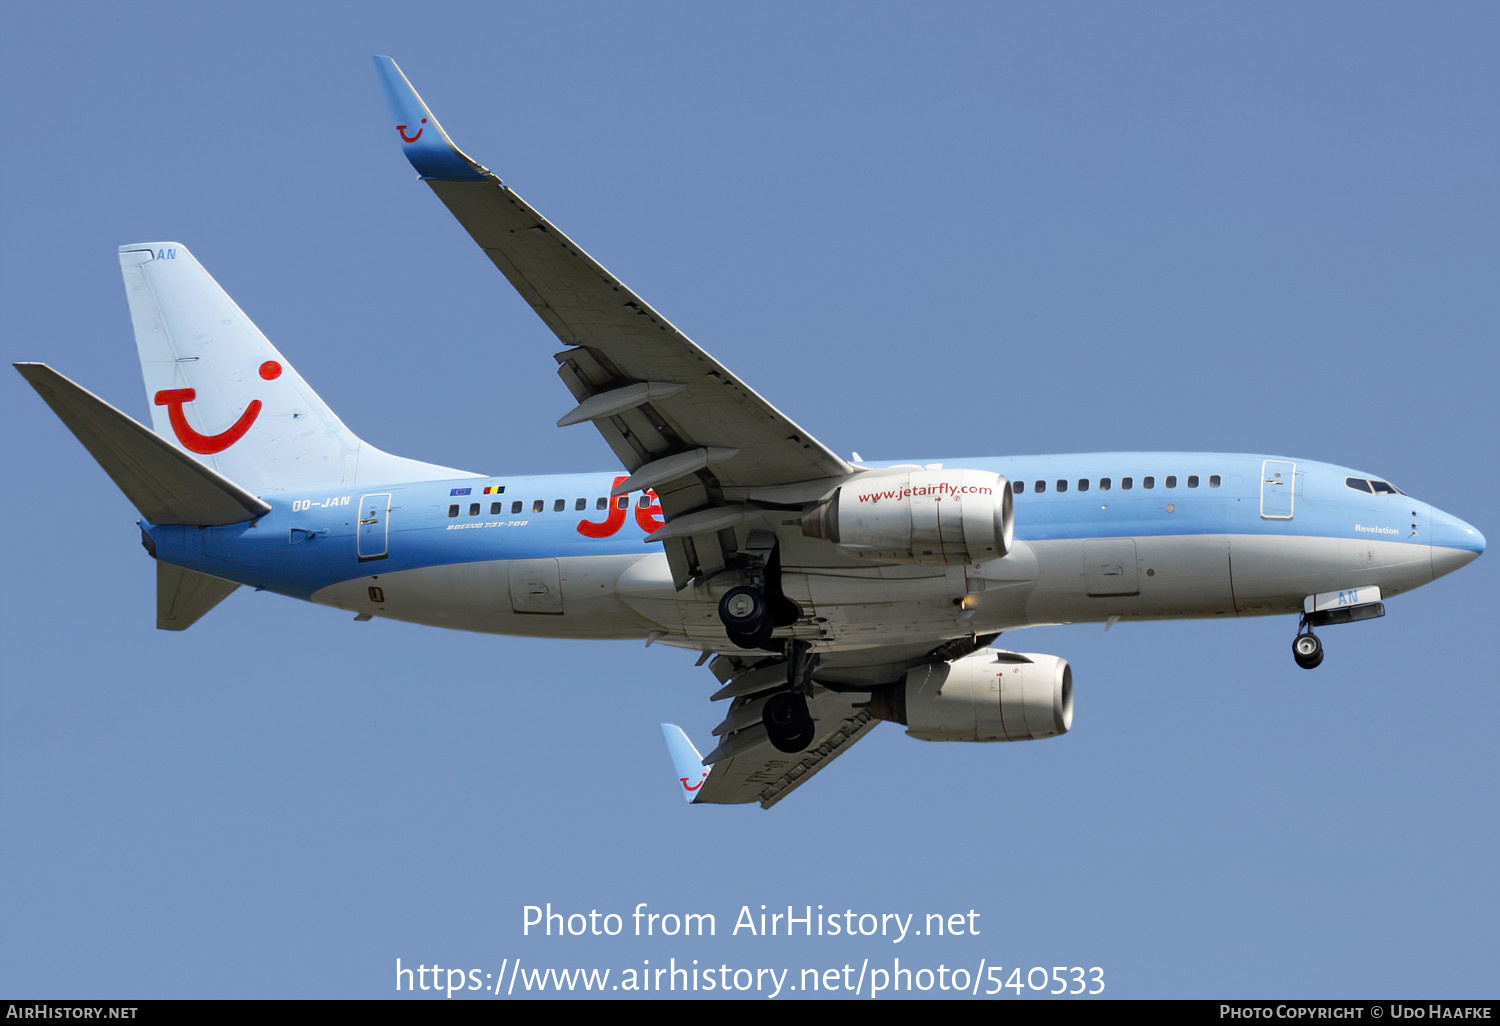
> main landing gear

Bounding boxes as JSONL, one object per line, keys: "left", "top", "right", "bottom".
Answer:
{"left": 715, "top": 532, "right": 799, "bottom": 651}
{"left": 761, "top": 641, "right": 818, "bottom": 753}
{"left": 719, "top": 586, "right": 773, "bottom": 649}
{"left": 714, "top": 533, "right": 817, "bottom": 752}
{"left": 762, "top": 692, "right": 815, "bottom": 752}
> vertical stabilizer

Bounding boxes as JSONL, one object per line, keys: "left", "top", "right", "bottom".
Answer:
{"left": 119, "top": 243, "right": 476, "bottom": 493}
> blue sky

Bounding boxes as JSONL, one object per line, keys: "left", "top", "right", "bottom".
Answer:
{"left": 2, "top": 1, "right": 1496, "bottom": 1000}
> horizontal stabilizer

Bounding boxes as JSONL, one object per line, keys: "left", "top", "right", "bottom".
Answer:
{"left": 157, "top": 563, "right": 239, "bottom": 631}
{"left": 15, "top": 363, "right": 271, "bottom": 526}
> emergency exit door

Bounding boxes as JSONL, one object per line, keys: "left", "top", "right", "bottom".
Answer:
{"left": 1260, "top": 461, "right": 1296, "bottom": 520}
{"left": 357, "top": 493, "right": 392, "bottom": 561}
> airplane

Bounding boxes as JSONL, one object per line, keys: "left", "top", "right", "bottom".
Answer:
{"left": 14, "top": 56, "right": 1484, "bottom": 809}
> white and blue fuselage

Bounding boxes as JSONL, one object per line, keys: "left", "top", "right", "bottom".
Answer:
{"left": 146, "top": 452, "right": 1482, "bottom": 653}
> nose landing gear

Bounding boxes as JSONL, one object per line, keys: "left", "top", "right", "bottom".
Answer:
{"left": 1290, "top": 589, "right": 1387, "bottom": 669}
{"left": 1292, "top": 626, "right": 1324, "bottom": 670}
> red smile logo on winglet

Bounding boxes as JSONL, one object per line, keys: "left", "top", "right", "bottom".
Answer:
{"left": 397, "top": 118, "right": 427, "bottom": 143}
{"left": 154, "top": 360, "right": 281, "bottom": 454}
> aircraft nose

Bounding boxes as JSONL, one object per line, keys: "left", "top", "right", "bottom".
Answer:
{"left": 1429, "top": 507, "right": 1484, "bottom": 579}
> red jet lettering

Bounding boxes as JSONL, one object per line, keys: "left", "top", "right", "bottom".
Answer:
{"left": 635, "top": 491, "right": 664, "bottom": 533}
{"left": 576, "top": 475, "right": 665, "bottom": 537}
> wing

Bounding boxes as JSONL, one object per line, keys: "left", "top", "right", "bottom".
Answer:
{"left": 664, "top": 652, "right": 883, "bottom": 809}
{"left": 373, "top": 57, "right": 851, "bottom": 588}
{"left": 663, "top": 634, "right": 998, "bottom": 808}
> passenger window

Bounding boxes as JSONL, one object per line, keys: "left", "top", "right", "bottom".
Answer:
{"left": 1035, "top": 481, "right": 1046, "bottom": 493}
{"left": 447, "top": 504, "right": 459, "bottom": 518}
{"left": 1099, "top": 478, "right": 1111, "bottom": 491}
{"left": 490, "top": 502, "right": 502, "bottom": 515}
{"left": 616, "top": 496, "right": 629, "bottom": 510}
{"left": 1013, "top": 480, "right": 1024, "bottom": 494}
{"left": 575, "top": 498, "right": 587, "bottom": 511}
{"left": 638, "top": 495, "right": 652, "bottom": 509}
{"left": 532, "top": 500, "right": 545, "bottom": 513}
{"left": 1209, "top": 475, "right": 1222, "bottom": 488}
{"left": 1056, "top": 480, "right": 1068, "bottom": 493}
{"left": 511, "top": 501, "right": 523, "bottom": 514}
{"left": 1144, "top": 476, "right": 1156, "bottom": 489}
{"left": 1187, "top": 475, "right": 1199, "bottom": 488}
{"left": 469, "top": 503, "right": 480, "bottom": 516}
{"left": 1078, "top": 479, "right": 1089, "bottom": 492}
{"left": 1122, "top": 477, "right": 1133, "bottom": 490}
{"left": 1165, "top": 476, "right": 1177, "bottom": 488}
{"left": 595, "top": 497, "right": 608, "bottom": 510}
{"left": 553, "top": 499, "right": 566, "bottom": 512}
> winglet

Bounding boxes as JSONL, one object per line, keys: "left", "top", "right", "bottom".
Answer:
{"left": 371, "top": 55, "right": 491, "bottom": 182}
{"left": 661, "top": 724, "right": 710, "bottom": 804}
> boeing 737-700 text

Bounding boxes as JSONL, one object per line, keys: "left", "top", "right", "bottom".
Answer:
{"left": 15, "top": 57, "right": 1484, "bottom": 808}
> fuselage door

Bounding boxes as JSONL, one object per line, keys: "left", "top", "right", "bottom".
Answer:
{"left": 509, "top": 558, "right": 565, "bottom": 614}
{"left": 1085, "top": 539, "right": 1141, "bottom": 596}
{"left": 357, "top": 492, "right": 392, "bottom": 561}
{"left": 1260, "top": 460, "right": 1296, "bottom": 520}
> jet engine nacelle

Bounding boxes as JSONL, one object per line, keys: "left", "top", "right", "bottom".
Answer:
{"left": 866, "top": 649, "right": 1073, "bottom": 742}
{"left": 801, "top": 468, "right": 1014, "bottom": 565}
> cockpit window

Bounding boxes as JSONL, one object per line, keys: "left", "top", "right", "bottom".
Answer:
{"left": 1346, "top": 476, "right": 1403, "bottom": 496}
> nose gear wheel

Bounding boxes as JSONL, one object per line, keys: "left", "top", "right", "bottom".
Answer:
{"left": 1292, "top": 620, "right": 1324, "bottom": 669}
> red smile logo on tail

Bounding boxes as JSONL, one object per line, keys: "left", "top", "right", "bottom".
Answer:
{"left": 154, "top": 360, "right": 281, "bottom": 454}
